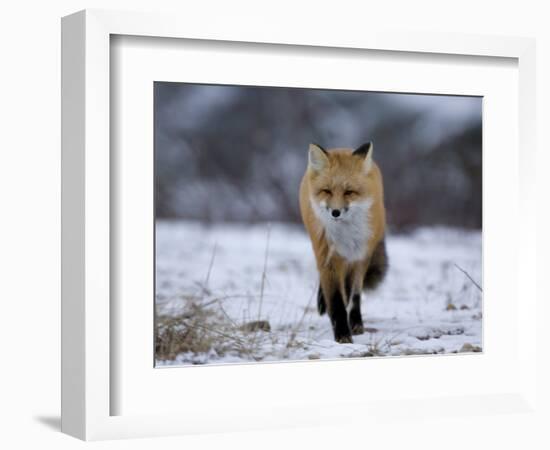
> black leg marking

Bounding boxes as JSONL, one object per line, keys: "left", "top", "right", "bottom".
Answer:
{"left": 329, "top": 289, "right": 352, "bottom": 343}
{"left": 317, "top": 286, "right": 326, "bottom": 316}
{"left": 344, "top": 274, "right": 352, "bottom": 303}
{"left": 349, "top": 293, "right": 364, "bottom": 335}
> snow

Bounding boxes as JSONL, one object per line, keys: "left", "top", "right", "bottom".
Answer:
{"left": 155, "top": 220, "right": 482, "bottom": 366}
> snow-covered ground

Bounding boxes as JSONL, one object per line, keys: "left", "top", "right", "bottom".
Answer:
{"left": 156, "top": 220, "right": 482, "bottom": 366}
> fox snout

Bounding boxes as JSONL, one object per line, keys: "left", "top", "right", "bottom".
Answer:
{"left": 321, "top": 201, "right": 350, "bottom": 220}
{"left": 328, "top": 206, "right": 349, "bottom": 219}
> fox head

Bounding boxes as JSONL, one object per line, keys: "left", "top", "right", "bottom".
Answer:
{"left": 307, "top": 142, "right": 376, "bottom": 224}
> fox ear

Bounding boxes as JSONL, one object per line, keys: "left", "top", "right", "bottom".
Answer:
{"left": 308, "top": 143, "right": 329, "bottom": 172}
{"left": 353, "top": 142, "right": 373, "bottom": 172}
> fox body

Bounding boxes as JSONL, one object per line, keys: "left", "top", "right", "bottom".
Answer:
{"left": 299, "top": 142, "right": 388, "bottom": 343}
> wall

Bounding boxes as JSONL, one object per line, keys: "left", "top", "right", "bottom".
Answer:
{"left": 0, "top": 1, "right": 548, "bottom": 449}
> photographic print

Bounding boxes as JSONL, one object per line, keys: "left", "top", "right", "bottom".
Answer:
{"left": 154, "top": 83, "right": 482, "bottom": 366}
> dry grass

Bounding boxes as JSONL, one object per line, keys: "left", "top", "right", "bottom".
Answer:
{"left": 155, "top": 302, "right": 229, "bottom": 361}
{"left": 156, "top": 300, "right": 302, "bottom": 364}
{"left": 156, "top": 227, "right": 297, "bottom": 364}
{"left": 155, "top": 298, "right": 273, "bottom": 363}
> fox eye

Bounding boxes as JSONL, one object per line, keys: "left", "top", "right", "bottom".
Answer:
{"left": 344, "top": 190, "right": 357, "bottom": 196}
{"left": 320, "top": 189, "right": 332, "bottom": 195}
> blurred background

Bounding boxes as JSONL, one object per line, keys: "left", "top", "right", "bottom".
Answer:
{"left": 154, "top": 83, "right": 482, "bottom": 231}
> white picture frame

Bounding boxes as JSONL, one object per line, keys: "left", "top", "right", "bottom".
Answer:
{"left": 61, "top": 9, "right": 538, "bottom": 441}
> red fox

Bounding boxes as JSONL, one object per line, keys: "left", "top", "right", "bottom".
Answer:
{"left": 299, "top": 142, "right": 388, "bottom": 343}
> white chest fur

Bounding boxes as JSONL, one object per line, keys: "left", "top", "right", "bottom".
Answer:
{"left": 311, "top": 198, "right": 373, "bottom": 262}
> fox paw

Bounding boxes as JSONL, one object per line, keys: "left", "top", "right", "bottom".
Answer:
{"left": 336, "top": 334, "right": 353, "bottom": 344}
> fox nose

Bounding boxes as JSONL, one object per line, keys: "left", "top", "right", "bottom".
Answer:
{"left": 331, "top": 209, "right": 341, "bottom": 218}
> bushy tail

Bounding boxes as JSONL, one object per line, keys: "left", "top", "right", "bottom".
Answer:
{"left": 364, "top": 239, "right": 388, "bottom": 290}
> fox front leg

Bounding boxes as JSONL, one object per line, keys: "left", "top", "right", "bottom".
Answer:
{"left": 349, "top": 294, "right": 364, "bottom": 335}
{"left": 320, "top": 275, "right": 352, "bottom": 344}
{"left": 348, "top": 265, "right": 367, "bottom": 335}
{"left": 330, "top": 288, "right": 353, "bottom": 343}
{"left": 317, "top": 286, "right": 326, "bottom": 315}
